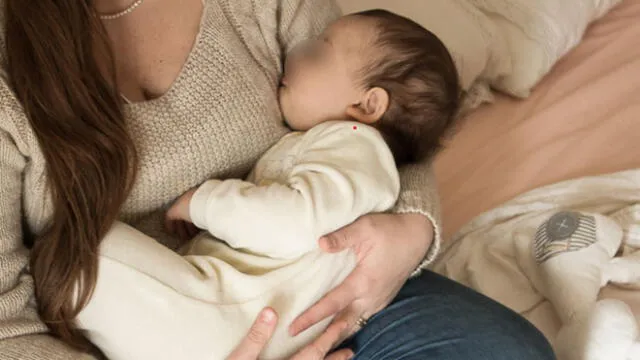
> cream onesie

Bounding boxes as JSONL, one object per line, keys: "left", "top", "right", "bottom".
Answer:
{"left": 76, "top": 120, "right": 400, "bottom": 360}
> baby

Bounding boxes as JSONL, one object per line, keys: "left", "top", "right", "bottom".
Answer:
{"left": 167, "top": 8, "right": 460, "bottom": 255}
{"left": 78, "top": 10, "right": 459, "bottom": 360}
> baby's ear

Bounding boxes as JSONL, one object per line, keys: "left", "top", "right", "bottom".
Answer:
{"left": 346, "top": 87, "right": 389, "bottom": 124}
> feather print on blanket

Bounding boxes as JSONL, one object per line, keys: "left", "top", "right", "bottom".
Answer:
{"left": 534, "top": 212, "right": 597, "bottom": 264}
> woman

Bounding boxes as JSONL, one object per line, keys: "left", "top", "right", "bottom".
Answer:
{"left": 0, "top": 0, "right": 554, "bottom": 359}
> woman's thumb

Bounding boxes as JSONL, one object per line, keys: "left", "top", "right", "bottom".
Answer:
{"left": 319, "top": 229, "right": 354, "bottom": 253}
{"left": 226, "top": 308, "right": 278, "bottom": 360}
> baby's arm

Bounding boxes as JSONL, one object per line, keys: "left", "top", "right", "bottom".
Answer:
{"left": 189, "top": 121, "right": 400, "bottom": 259}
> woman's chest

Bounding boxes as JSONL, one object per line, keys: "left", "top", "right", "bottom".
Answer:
{"left": 105, "top": 0, "right": 204, "bottom": 102}
{"left": 120, "top": 81, "right": 289, "bottom": 220}
{"left": 23, "top": 0, "right": 291, "bottom": 229}
{"left": 119, "top": 1, "right": 292, "bottom": 219}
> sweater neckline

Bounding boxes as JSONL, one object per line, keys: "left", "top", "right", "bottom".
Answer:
{"left": 124, "top": 0, "right": 208, "bottom": 108}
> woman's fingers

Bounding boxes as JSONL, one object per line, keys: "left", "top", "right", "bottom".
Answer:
{"left": 325, "top": 349, "right": 355, "bottom": 360}
{"left": 290, "top": 319, "right": 350, "bottom": 360}
{"left": 228, "top": 307, "right": 355, "bottom": 360}
{"left": 186, "top": 222, "right": 199, "bottom": 239}
{"left": 290, "top": 273, "right": 361, "bottom": 336}
{"left": 165, "top": 218, "right": 176, "bottom": 236}
{"left": 319, "top": 233, "right": 350, "bottom": 253}
{"left": 191, "top": 223, "right": 200, "bottom": 238}
{"left": 226, "top": 308, "right": 278, "bottom": 360}
{"left": 176, "top": 221, "right": 188, "bottom": 241}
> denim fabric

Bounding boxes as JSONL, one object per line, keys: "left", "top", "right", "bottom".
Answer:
{"left": 341, "top": 271, "right": 556, "bottom": 360}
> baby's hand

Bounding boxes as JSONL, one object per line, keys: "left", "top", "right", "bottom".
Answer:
{"left": 165, "top": 188, "right": 200, "bottom": 241}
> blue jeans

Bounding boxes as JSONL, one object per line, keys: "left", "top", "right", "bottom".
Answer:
{"left": 340, "top": 271, "right": 556, "bottom": 360}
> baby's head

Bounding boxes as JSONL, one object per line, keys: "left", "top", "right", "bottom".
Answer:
{"left": 280, "top": 10, "right": 460, "bottom": 164}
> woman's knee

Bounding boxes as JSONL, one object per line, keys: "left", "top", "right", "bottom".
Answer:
{"left": 344, "top": 271, "right": 556, "bottom": 359}
{"left": 460, "top": 301, "right": 556, "bottom": 360}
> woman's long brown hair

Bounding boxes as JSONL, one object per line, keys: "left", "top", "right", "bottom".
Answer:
{"left": 5, "top": 0, "right": 137, "bottom": 350}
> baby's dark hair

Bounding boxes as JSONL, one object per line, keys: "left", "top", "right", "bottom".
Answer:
{"left": 354, "top": 10, "right": 460, "bottom": 165}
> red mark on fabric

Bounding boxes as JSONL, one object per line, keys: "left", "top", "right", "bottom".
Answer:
{"left": 353, "top": 126, "right": 358, "bottom": 130}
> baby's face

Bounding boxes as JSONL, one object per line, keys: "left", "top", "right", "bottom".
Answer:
{"left": 279, "top": 16, "right": 376, "bottom": 131}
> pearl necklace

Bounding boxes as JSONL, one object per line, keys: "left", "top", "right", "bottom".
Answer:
{"left": 98, "top": 0, "right": 145, "bottom": 21}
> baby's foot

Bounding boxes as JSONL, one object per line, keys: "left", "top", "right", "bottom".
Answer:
{"left": 603, "top": 255, "right": 640, "bottom": 288}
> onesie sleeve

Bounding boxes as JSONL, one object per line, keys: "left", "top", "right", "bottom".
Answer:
{"left": 189, "top": 121, "right": 400, "bottom": 259}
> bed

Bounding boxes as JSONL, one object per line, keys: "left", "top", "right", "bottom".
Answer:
{"left": 434, "top": 0, "right": 640, "bottom": 305}
{"left": 434, "top": 0, "right": 640, "bottom": 241}
{"left": 430, "top": 0, "right": 640, "bottom": 357}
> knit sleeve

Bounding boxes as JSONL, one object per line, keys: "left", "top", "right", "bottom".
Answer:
{"left": 393, "top": 161, "right": 443, "bottom": 275}
{"left": 240, "top": 0, "right": 340, "bottom": 81}
{"left": 0, "top": 102, "right": 93, "bottom": 359}
{"left": 0, "top": 335, "right": 94, "bottom": 360}
{"left": 276, "top": 0, "right": 342, "bottom": 55}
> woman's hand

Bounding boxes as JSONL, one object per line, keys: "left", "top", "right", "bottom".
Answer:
{"left": 227, "top": 308, "right": 354, "bottom": 360}
{"left": 226, "top": 308, "right": 278, "bottom": 360}
{"left": 289, "top": 213, "right": 434, "bottom": 356}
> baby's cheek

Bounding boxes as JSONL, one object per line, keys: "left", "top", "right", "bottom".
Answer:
{"left": 278, "top": 92, "right": 294, "bottom": 120}
{"left": 283, "top": 93, "right": 310, "bottom": 125}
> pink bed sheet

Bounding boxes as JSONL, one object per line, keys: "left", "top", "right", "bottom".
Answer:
{"left": 435, "top": 0, "right": 640, "bottom": 241}
{"left": 434, "top": 0, "right": 640, "bottom": 316}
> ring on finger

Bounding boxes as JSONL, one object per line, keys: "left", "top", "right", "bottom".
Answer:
{"left": 356, "top": 317, "right": 368, "bottom": 328}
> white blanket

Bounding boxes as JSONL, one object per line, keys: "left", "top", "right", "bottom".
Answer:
{"left": 432, "top": 169, "right": 640, "bottom": 354}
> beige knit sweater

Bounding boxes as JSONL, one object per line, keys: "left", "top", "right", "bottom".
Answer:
{"left": 0, "top": 0, "right": 442, "bottom": 358}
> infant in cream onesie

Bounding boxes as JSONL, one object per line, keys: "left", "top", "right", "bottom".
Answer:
{"left": 76, "top": 10, "right": 460, "bottom": 360}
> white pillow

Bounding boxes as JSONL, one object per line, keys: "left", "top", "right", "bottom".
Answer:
{"left": 471, "top": 0, "right": 623, "bottom": 97}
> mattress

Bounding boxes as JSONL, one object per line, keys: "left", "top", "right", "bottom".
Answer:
{"left": 434, "top": 0, "right": 640, "bottom": 241}
{"left": 434, "top": 0, "right": 640, "bottom": 320}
